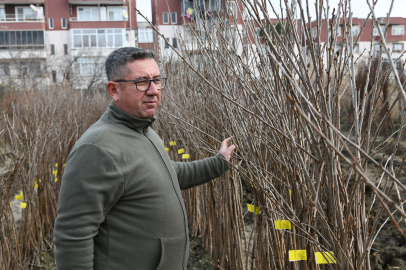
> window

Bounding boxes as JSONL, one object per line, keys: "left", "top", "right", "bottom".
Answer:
{"left": 16, "top": 7, "right": 37, "bottom": 21}
{"left": 50, "top": 44, "right": 55, "bottom": 55}
{"left": 71, "top": 29, "right": 124, "bottom": 49}
{"left": 351, "top": 25, "right": 360, "bottom": 36}
{"left": 20, "top": 62, "right": 41, "bottom": 77}
{"left": 138, "top": 28, "right": 153, "bottom": 43}
{"left": 64, "top": 44, "right": 68, "bottom": 55}
{"left": 49, "top": 18, "right": 54, "bottom": 29}
{"left": 165, "top": 38, "right": 170, "bottom": 49}
{"left": 171, "top": 12, "right": 177, "bottom": 24}
{"left": 392, "top": 25, "right": 404, "bottom": 36}
{"left": 52, "top": 70, "right": 57, "bottom": 83}
{"left": 374, "top": 25, "right": 386, "bottom": 36}
{"left": 337, "top": 26, "right": 341, "bottom": 36}
{"left": 108, "top": 7, "right": 127, "bottom": 21}
{"left": 374, "top": 43, "right": 381, "bottom": 53}
{"left": 78, "top": 7, "right": 98, "bottom": 21}
{"left": 393, "top": 43, "right": 403, "bottom": 52}
{"left": 0, "top": 6, "right": 5, "bottom": 21}
{"left": 335, "top": 43, "right": 342, "bottom": 51}
{"left": 353, "top": 44, "right": 359, "bottom": 53}
{"left": 395, "top": 59, "right": 402, "bottom": 70}
{"left": 172, "top": 37, "right": 177, "bottom": 48}
{"left": 0, "top": 63, "right": 9, "bottom": 76}
{"left": 73, "top": 57, "right": 104, "bottom": 76}
{"left": 0, "top": 30, "right": 45, "bottom": 49}
{"left": 312, "top": 27, "right": 317, "bottom": 38}
{"left": 61, "top": 18, "right": 67, "bottom": 29}
{"left": 163, "top": 12, "right": 169, "bottom": 24}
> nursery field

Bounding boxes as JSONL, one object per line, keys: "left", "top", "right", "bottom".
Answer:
{"left": 1, "top": 1, "right": 406, "bottom": 269}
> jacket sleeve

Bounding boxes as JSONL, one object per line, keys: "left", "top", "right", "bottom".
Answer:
{"left": 171, "top": 154, "right": 230, "bottom": 190}
{"left": 54, "top": 144, "right": 124, "bottom": 270}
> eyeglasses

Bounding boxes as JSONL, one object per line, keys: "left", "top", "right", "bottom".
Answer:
{"left": 114, "top": 77, "right": 167, "bottom": 91}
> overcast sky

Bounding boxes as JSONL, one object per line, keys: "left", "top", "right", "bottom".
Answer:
{"left": 136, "top": 0, "right": 152, "bottom": 22}
{"left": 136, "top": 0, "right": 406, "bottom": 22}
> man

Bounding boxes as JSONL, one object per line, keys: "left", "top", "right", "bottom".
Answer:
{"left": 53, "top": 47, "right": 235, "bottom": 270}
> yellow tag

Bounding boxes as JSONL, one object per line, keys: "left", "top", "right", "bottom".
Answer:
{"left": 178, "top": 149, "right": 185, "bottom": 154}
{"left": 289, "top": 250, "right": 307, "bottom": 261}
{"left": 169, "top": 141, "right": 176, "bottom": 146}
{"left": 15, "top": 192, "right": 23, "bottom": 200}
{"left": 165, "top": 148, "right": 169, "bottom": 152}
{"left": 316, "top": 252, "right": 336, "bottom": 264}
{"left": 63, "top": 164, "right": 66, "bottom": 167}
{"left": 247, "top": 204, "right": 260, "bottom": 214}
{"left": 55, "top": 178, "right": 58, "bottom": 183}
{"left": 290, "top": 189, "right": 292, "bottom": 195}
{"left": 182, "top": 154, "right": 190, "bottom": 159}
{"left": 55, "top": 163, "right": 58, "bottom": 167}
{"left": 275, "top": 220, "right": 292, "bottom": 230}
{"left": 53, "top": 170, "right": 58, "bottom": 177}
{"left": 20, "top": 202, "right": 27, "bottom": 209}
{"left": 34, "top": 181, "right": 39, "bottom": 189}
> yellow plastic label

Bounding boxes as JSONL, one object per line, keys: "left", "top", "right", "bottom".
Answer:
{"left": 15, "top": 192, "right": 23, "bottom": 200}
{"left": 182, "top": 154, "right": 190, "bottom": 159}
{"left": 55, "top": 163, "right": 58, "bottom": 167}
{"left": 53, "top": 170, "right": 58, "bottom": 177}
{"left": 178, "top": 149, "right": 185, "bottom": 154}
{"left": 290, "top": 189, "right": 292, "bottom": 195}
{"left": 55, "top": 178, "right": 58, "bottom": 183}
{"left": 275, "top": 220, "right": 292, "bottom": 230}
{"left": 247, "top": 204, "right": 260, "bottom": 214}
{"left": 34, "top": 181, "right": 39, "bottom": 189}
{"left": 169, "top": 141, "right": 176, "bottom": 146}
{"left": 63, "top": 164, "right": 66, "bottom": 167}
{"left": 316, "top": 252, "right": 336, "bottom": 264}
{"left": 289, "top": 250, "right": 307, "bottom": 261}
{"left": 165, "top": 148, "right": 169, "bottom": 152}
{"left": 20, "top": 202, "right": 27, "bottom": 209}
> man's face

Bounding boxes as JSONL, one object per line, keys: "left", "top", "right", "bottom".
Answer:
{"left": 110, "top": 58, "right": 161, "bottom": 119}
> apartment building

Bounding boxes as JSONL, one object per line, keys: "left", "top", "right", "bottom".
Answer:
{"left": 0, "top": 0, "right": 139, "bottom": 90}
{"left": 308, "top": 17, "right": 406, "bottom": 69}
{"left": 151, "top": 0, "right": 245, "bottom": 59}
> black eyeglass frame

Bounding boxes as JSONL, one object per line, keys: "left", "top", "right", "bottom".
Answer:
{"left": 114, "top": 77, "right": 168, "bottom": 91}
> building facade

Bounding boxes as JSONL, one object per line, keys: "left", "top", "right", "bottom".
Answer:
{"left": 308, "top": 17, "right": 406, "bottom": 69}
{"left": 0, "top": 0, "right": 143, "bottom": 90}
{"left": 1, "top": 0, "right": 405, "bottom": 91}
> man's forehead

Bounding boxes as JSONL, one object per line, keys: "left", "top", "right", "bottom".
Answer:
{"left": 126, "top": 59, "right": 160, "bottom": 77}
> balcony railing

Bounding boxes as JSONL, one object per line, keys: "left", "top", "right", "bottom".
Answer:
{"left": 69, "top": 17, "right": 127, "bottom": 22}
{"left": 0, "top": 14, "right": 44, "bottom": 22}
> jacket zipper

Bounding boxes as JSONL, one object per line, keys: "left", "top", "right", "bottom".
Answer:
{"left": 143, "top": 127, "right": 187, "bottom": 269}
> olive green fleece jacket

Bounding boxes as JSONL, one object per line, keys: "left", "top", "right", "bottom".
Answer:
{"left": 53, "top": 102, "right": 229, "bottom": 270}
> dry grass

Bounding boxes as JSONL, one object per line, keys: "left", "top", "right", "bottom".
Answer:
{"left": 0, "top": 86, "right": 109, "bottom": 269}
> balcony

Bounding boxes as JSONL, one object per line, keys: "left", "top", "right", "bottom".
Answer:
{"left": 0, "top": 14, "right": 44, "bottom": 23}
{"left": 0, "top": 14, "right": 45, "bottom": 30}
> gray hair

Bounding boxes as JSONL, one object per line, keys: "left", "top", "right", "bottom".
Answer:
{"left": 105, "top": 47, "right": 157, "bottom": 81}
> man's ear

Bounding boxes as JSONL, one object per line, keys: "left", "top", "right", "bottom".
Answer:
{"left": 107, "top": 81, "right": 120, "bottom": 102}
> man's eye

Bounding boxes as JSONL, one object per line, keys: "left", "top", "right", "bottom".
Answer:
{"left": 136, "top": 80, "right": 149, "bottom": 85}
{"left": 154, "top": 79, "right": 162, "bottom": 83}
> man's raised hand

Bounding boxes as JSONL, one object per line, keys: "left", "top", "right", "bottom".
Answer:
{"left": 218, "top": 138, "right": 236, "bottom": 162}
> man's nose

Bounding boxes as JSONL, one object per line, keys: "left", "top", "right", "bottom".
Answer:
{"left": 146, "top": 80, "right": 160, "bottom": 95}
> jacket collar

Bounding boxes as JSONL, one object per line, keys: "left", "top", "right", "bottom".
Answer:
{"left": 105, "top": 101, "right": 156, "bottom": 133}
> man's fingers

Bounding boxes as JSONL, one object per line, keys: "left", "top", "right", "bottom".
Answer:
{"left": 221, "top": 137, "right": 232, "bottom": 150}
